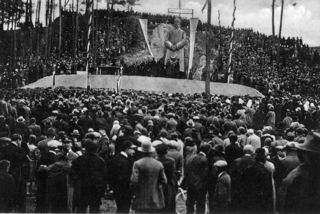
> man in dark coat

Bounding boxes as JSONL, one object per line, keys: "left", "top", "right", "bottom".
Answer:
{"left": 156, "top": 143, "right": 176, "bottom": 213}
{"left": 229, "top": 145, "right": 255, "bottom": 210}
{"left": 115, "top": 125, "right": 139, "bottom": 155}
{"left": 182, "top": 144, "right": 210, "bottom": 214}
{"left": 0, "top": 134, "right": 29, "bottom": 212}
{"left": 279, "top": 132, "right": 320, "bottom": 213}
{"left": 35, "top": 140, "right": 58, "bottom": 212}
{"left": 109, "top": 141, "right": 136, "bottom": 213}
{"left": 224, "top": 134, "right": 243, "bottom": 166}
{"left": 235, "top": 148, "right": 274, "bottom": 213}
{"left": 69, "top": 138, "right": 107, "bottom": 213}
{"left": 0, "top": 160, "right": 15, "bottom": 212}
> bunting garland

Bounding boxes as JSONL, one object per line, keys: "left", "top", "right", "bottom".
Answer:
{"left": 227, "top": 0, "right": 236, "bottom": 83}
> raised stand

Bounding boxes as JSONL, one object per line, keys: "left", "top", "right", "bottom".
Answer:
{"left": 23, "top": 74, "right": 264, "bottom": 97}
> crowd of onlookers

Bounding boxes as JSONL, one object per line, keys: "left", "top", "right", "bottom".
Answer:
{"left": 0, "top": 87, "right": 320, "bottom": 213}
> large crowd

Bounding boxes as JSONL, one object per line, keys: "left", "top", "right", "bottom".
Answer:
{"left": 0, "top": 87, "right": 320, "bottom": 213}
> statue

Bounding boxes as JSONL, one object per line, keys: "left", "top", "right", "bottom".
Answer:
{"left": 164, "top": 18, "right": 187, "bottom": 78}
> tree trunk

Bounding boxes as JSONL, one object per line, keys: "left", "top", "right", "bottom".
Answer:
{"left": 75, "top": 0, "right": 79, "bottom": 57}
{"left": 205, "top": 0, "right": 212, "bottom": 95}
{"left": 272, "top": 0, "right": 275, "bottom": 45}
{"left": 58, "top": 0, "right": 62, "bottom": 59}
{"left": 277, "top": 0, "right": 284, "bottom": 68}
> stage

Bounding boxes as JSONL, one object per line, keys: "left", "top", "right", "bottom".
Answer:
{"left": 23, "top": 74, "right": 264, "bottom": 97}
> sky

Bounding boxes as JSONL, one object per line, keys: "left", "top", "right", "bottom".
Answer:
{"left": 34, "top": 0, "right": 320, "bottom": 47}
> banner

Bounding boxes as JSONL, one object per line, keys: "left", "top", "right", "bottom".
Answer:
{"left": 139, "top": 19, "right": 154, "bottom": 58}
{"left": 116, "top": 66, "right": 123, "bottom": 94}
{"left": 188, "top": 18, "right": 199, "bottom": 79}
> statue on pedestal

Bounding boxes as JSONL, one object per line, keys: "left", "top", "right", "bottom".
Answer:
{"left": 164, "top": 18, "right": 187, "bottom": 78}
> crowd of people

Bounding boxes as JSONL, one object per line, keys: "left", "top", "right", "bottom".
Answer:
{"left": 0, "top": 87, "right": 320, "bottom": 213}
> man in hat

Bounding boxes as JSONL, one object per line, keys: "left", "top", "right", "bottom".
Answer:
{"left": 37, "top": 127, "right": 56, "bottom": 156}
{"left": 222, "top": 114, "right": 237, "bottom": 136}
{"left": 266, "top": 105, "right": 276, "bottom": 129}
{"left": 279, "top": 132, "right": 320, "bottom": 213}
{"left": 0, "top": 134, "right": 29, "bottom": 212}
{"left": 68, "top": 116, "right": 84, "bottom": 140}
{"left": 0, "top": 160, "right": 15, "bottom": 212}
{"left": 225, "top": 134, "right": 243, "bottom": 166}
{"left": 0, "top": 115, "right": 10, "bottom": 138}
{"left": 164, "top": 18, "right": 187, "bottom": 78}
{"left": 109, "top": 141, "right": 136, "bottom": 213}
{"left": 166, "top": 113, "right": 178, "bottom": 133}
{"left": 182, "top": 144, "right": 211, "bottom": 214}
{"left": 131, "top": 139, "right": 167, "bottom": 213}
{"left": 97, "top": 126, "right": 111, "bottom": 163}
{"left": 213, "top": 160, "right": 231, "bottom": 213}
{"left": 28, "top": 117, "right": 41, "bottom": 139}
{"left": 35, "top": 140, "right": 59, "bottom": 212}
{"left": 155, "top": 143, "right": 176, "bottom": 213}
{"left": 246, "top": 129, "right": 261, "bottom": 152}
{"left": 235, "top": 148, "right": 274, "bottom": 213}
{"left": 38, "top": 144, "right": 71, "bottom": 213}
{"left": 115, "top": 124, "right": 139, "bottom": 155}
{"left": 70, "top": 138, "right": 107, "bottom": 213}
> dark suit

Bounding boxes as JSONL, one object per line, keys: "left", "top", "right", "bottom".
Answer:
{"left": 182, "top": 152, "right": 208, "bottom": 214}
{"left": 69, "top": 152, "right": 107, "bottom": 213}
{"left": 109, "top": 153, "right": 134, "bottom": 213}
{"left": 236, "top": 161, "right": 274, "bottom": 213}
{"left": 35, "top": 151, "right": 57, "bottom": 213}
{"left": 157, "top": 155, "right": 176, "bottom": 213}
{"left": 213, "top": 171, "right": 231, "bottom": 213}
{"left": 225, "top": 144, "right": 243, "bottom": 167}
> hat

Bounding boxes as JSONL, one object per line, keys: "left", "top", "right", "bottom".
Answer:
{"left": 16, "top": 116, "right": 25, "bottom": 123}
{"left": 155, "top": 143, "right": 168, "bottom": 153}
{"left": 193, "top": 116, "right": 200, "bottom": 120}
{"left": 48, "top": 140, "right": 62, "bottom": 148}
{"left": 247, "top": 129, "right": 254, "bottom": 134}
{"left": 46, "top": 128, "right": 56, "bottom": 136}
{"left": 152, "top": 140, "right": 163, "bottom": 147}
{"left": 213, "top": 144, "right": 225, "bottom": 154}
{"left": 70, "top": 130, "right": 80, "bottom": 136}
{"left": 0, "top": 137, "right": 11, "bottom": 144}
{"left": 168, "top": 140, "right": 179, "bottom": 149}
{"left": 186, "top": 119, "right": 195, "bottom": 128}
{"left": 243, "top": 145, "right": 254, "bottom": 154}
{"left": 58, "top": 145, "right": 69, "bottom": 153}
{"left": 147, "top": 120, "right": 154, "bottom": 126}
{"left": 138, "top": 138, "right": 155, "bottom": 153}
{"left": 96, "top": 110, "right": 104, "bottom": 116}
{"left": 295, "top": 132, "right": 320, "bottom": 153}
{"left": 134, "top": 130, "right": 142, "bottom": 135}
{"left": 88, "top": 128, "right": 94, "bottom": 132}
{"left": 226, "top": 114, "right": 232, "bottom": 119}
{"left": 214, "top": 160, "right": 228, "bottom": 168}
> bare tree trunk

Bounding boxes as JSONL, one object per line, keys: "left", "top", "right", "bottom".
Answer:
{"left": 272, "top": 0, "right": 275, "bottom": 45}
{"left": 58, "top": 0, "right": 62, "bottom": 59}
{"left": 75, "top": 0, "right": 79, "bottom": 58}
{"left": 277, "top": 0, "right": 284, "bottom": 68}
{"left": 205, "top": 0, "right": 212, "bottom": 95}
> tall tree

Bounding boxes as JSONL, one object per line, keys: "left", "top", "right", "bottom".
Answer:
{"left": 272, "top": 0, "right": 275, "bottom": 45}
{"left": 276, "top": 0, "right": 284, "bottom": 67}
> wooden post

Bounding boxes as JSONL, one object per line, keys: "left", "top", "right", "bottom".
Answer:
{"left": 58, "top": 0, "right": 62, "bottom": 60}
{"left": 205, "top": 0, "right": 212, "bottom": 95}
{"left": 277, "top": 0, "right": 284, "bottom": 68}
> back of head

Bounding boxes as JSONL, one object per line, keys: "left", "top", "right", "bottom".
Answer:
{"left": 199, "top": 143, "right": 211, "bottom": 155}
{"left": 243, "top": 145, "right": 254, "bottom": 155}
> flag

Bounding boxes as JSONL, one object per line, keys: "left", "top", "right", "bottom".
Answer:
{"left": 188, "top": 18, "right": 199, "bottom": 79}
{"left": 116, "top": 65, "right": 123, "bottom": 94}
{"left": 52, "top": 66, "right": 56, "bottom": 88}
{"left": 201, "top": 0, "right": 209, "bottom": 13}
{"left": 139, "top": 19, "right": 154, "bottom": 57}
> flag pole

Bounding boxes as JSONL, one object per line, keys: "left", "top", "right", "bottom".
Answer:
{"left": 205, "top": 0, "right": 212, "bottom": 95}
{"left": 86, "top": 0, "right": 93, "bottom": 90}
{"left": 227, "top": 0, "right": 236, "bottom": 83}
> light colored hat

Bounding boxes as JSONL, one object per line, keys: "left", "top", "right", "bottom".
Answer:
{"left": 48, "top": 140, "right": 62, "bottom": 148}
{"left": 214, "top": 160, "right": 228, "bottom": 167}
{"left": 295, "top": 132, "right": 320, "bottom": 153}
{"left": 247, "top": 129, "right": 254, "bottom": 134}
{"left": 186, "top": 119, "right": 195, "bottom": 128}
{"left": 16, "top": 116, "right": 25, "bottom": 123}
{"left": 138, "top": 138, "right": 155, "bottom": 153}
{"left": 167, "top": 140, "right": 179, "bottom": 149}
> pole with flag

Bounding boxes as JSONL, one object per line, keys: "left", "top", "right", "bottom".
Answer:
{"left": 85, "top": 0, "right": 93, "bottom": 89}
{"left": 139, "top": 19, "right": 154, "bottom": 58}
{"left": 52, "top": 63, "right": 56, "bottom": 89}
{"left": 227, "top": 0, "right": 236, "bottom": 84}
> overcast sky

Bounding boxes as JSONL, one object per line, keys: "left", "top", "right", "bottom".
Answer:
{"left": 37, "top": 0, "right": 320, "bottom": 47}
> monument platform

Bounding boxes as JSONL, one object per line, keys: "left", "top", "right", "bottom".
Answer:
{"left": 23, "top": 74, "right": 264, "bottom": 97}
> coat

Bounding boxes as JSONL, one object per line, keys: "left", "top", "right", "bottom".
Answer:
{"left": 0, "top": 172, "right": 15, "bottom": 212}
{"left": 157, "top": 155, "right": 176, "bottom": 212}
{"left": 69, "top": 152, "right": 107, "bottom": 207}
{"left": 213, "top": 171, "right": 231, "bottom": 212}
{"left": 46, "top": 157, "right": 71, "bottom": 213}
{"left": 182, "top": 153, "right": 208, "bottom": 190}
{"left": 131, "top": 156, "right": 167, "bottom": 211}
{"left": 279, "top": 163, "right": 320, "bottom": 213}
{"left": 235, "top": 160, "right": 274, "bottom": 213}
